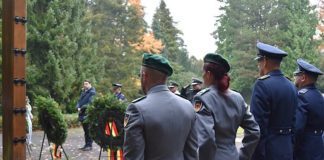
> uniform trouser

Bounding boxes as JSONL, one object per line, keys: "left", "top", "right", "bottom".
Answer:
{"left": 26, "top": 117, "right": 32, "bottom": 144}
{"left": 82, "top": 122, "right": 93, "bottom": 147}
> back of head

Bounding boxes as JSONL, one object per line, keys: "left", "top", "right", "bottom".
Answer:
{"left": 255, "top": 42, "right": 287, "bottom": 66}
{"left": 140, "top": 53, "right": 173, "bottom": 92}
{"left": 294, "top": 58, "right": 323, "bottom": 83}
{"left": 203, "top": 53, "right": 231, "bottom": 93}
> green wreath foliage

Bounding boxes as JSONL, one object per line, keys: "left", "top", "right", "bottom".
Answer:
{"left": 87, "top": 93, "right": 127, "bottom": 150}
{"left": 35, "top": 96, "right": 68, "bottom": 145}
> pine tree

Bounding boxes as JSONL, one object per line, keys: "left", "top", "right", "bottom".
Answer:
{"left": 214, "top": 0, "right": 319, "bottom": 100}
{"left": 151, "top": 0, "right": 189, "bottom": 65}
{"left": 27, "top": 0, "right": 103, "bottom": 110}
{"left": 89, "top": 0, "right": 146, "bottom": 99}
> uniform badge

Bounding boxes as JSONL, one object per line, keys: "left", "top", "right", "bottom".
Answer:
{"left": 194, "top": 101, "right": 202, "bottom": 112}
{"left": 124, "top": 113, "right": 130, "bottom": 127}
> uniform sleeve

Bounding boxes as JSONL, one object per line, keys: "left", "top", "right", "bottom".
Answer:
{"left": 295, "top": 95, "right": 308, "bottom": 133}
{"left": 123, "top": 104, "right": 145, "bottom": 160}
{"left": 194, "top": 101, "right": 217, "bottom": 159}
{"left": 184, "top": 114, "right": 198, "bottom": 160}
{"left": 239, "top": 105, "right": 261, "bottom": 160}
{"left": 250, "top": 81, "right": 270, "bottom": 136}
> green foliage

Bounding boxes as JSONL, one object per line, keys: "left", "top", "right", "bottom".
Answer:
{"left": 88, "top": 0, "right": 147, "bottom": 101}
{"left": 35, "top": 96, "right": 68, "bottom": 145}
{"left": 214, "top": 0, "right": 320, "bottom": 100}
{"left": 27, "top": 0, "right": 103, "bottom": 109}
{"left": 87, "top": 93, "right": 127, "bottom": 149}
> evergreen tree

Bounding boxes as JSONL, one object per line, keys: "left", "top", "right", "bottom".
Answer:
{"left": 152, "top": 0, "right": 183, "bottom": 62}
{"left": 89, "top": 0, "right": 146, "bottom": 99}
{"left": 27, "top": 0, "right": 103, "bottom": 111}
{"left": 214, "top": 0, "right": 319, "bottom": 100}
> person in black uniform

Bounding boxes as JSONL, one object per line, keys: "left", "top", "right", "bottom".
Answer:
{"left": 250, "top": 42, "right": 298, "bottom": 160}
{"left": 293, "top": 59, "right": 324, "bottom": 160}
{"left": 181, "top": 78, "right": 203, "bottom": 102}
{"left": 194, "top": 53, "right": 260, "bottom": 160}
{"left": 123, "top": 53, "right": 198, "bottom": 160}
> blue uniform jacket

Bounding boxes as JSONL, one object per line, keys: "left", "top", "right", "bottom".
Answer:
{"left": 294, "top": 84, "right": 324, "bottom": 160}
{"left": 250, "top": 70, "right": 297, "bottom": 160}
{"left": 115, "top": 92, "right": 126, "bottom": 101}
{"left": 76, "top": 87, "right": 96, "bottom": 121}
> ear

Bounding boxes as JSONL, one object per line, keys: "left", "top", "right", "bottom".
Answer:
{"left": 207, "top": 71, "right": 213, "bottom": 81}
{"left": 301, "top": 74, "right": 307, "bottom": 82}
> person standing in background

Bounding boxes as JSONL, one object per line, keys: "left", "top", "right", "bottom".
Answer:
{"left": 182, "top": 78, "right": 203, "bottom": 102}
{"left": 293, "top": 59, "right": 324, "bottom": 160}
{"left": 168, "top": 81, "right": 181, "bottom": 95}
{"left": 113, "top": 83, "right": 126, "bottom": 101}
{"left": 76, "top": 80, "right": 96, "bottom": 151}
{"left": 26, "top": 96, "right": 33, "bottom": 146}
{"left": 250, "top": 42, "right": 297, "bottom": 160}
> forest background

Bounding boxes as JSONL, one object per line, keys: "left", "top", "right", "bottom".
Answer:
{"left": 0, "top": 0, "right": 323, "bottom": 114}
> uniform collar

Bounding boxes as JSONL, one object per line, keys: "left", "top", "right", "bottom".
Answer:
{"left": 268, "top": 69, "right": 283, "bottom": 76}
{"left": 147, "top": 84, "right": 169, "bottom": 94}
{"left": 300, "top": 83, "right": 316, "bottom": 90}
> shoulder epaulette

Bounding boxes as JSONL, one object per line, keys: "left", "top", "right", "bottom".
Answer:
{"left": 197, "top": 88, "right": 210, "bottom": 96}
{"left": 258, "top": 75, "right": 270, "bottom": 80}
{"left": 132, "top": 96, "right": 146, "bottom": 103}
{"left": 298, "top": 88, "right": 308, "bottom": 95}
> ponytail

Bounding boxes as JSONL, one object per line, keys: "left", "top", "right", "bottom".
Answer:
{"left": 203, "top": 63, "right": 230, "bottom": 93}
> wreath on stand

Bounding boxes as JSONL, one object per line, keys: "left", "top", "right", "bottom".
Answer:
{"left": 87, "top": 93, "right": 127, "bottom": 158}
{"left": 35, "top": 96, "right": 68, "bottom": 159}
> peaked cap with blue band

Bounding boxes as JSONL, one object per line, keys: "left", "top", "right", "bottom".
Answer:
{"left": 255, "top": 42, "right": 287, "bottom": 60}
{"left": 294, "top": 59, "right": 323, "bottom": 76}
{"left": 113, "top": 83, "right": 122, "bottom": 87}
{"left": 142, "top": 53, "right": 173, "bottom": 76}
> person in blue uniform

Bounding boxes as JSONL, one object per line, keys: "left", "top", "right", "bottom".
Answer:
{"left": 112, "top": 83, "right": 126, "bottom": 101}
{"left": 293, "top": 59, "right": 324, "bottom": 160}
{"left": 250, "top": 42, "right": 298, "bottom": 160}
{"left": 123, "top": 53, "right": 198, "bottom": 160}
{"left": 194, "top": 53, "right": 260, "bottom": 160}
{"left": 76, "top": 80, "right": 96, "bottom": 151}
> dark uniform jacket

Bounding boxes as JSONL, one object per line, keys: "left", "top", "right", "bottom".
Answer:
{"left": 123, "top": 85, "right": 198, "bottom": 160}
{"left": 294, "top": 84, "right": 324, "bottom": 160}
{"left": 115, "top": 92, "right": 126, "bottom": 101}
{"left": 194, "top": 86, "right": 260, "bottom": 160}
{"left": 76, "top": 87, "right": 96, "bottom": 122}
{"left": 250, "top": 70, "right": 297, "bottom": 160}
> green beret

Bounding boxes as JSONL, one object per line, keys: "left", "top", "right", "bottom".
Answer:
{"left": 142, "top": 53, "right": 173, "bottom": 76}
{"left": 203, "top": 53, "right": 230, "bottom": 72}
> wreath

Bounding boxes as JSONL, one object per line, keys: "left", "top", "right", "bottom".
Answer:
{"left": 35, "top": 96, "right": 68, "bottom": 145}
{"left": 87, "top": 93, "right": 127, "bottom": 150}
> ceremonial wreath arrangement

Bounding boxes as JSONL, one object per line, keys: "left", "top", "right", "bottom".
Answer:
{"left": 87, "top": 93, "right": 127, "bottom": 150}
{"left": 35, "top": 96, "right": 68, "bottom": 146}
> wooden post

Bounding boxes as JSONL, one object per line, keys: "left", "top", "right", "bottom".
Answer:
{"left": 2, "top": 0, "right": 27, "bottom": 159}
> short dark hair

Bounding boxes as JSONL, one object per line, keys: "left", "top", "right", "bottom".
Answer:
{"left": 84, "top": 80, "right": 91, "bottom": 84}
